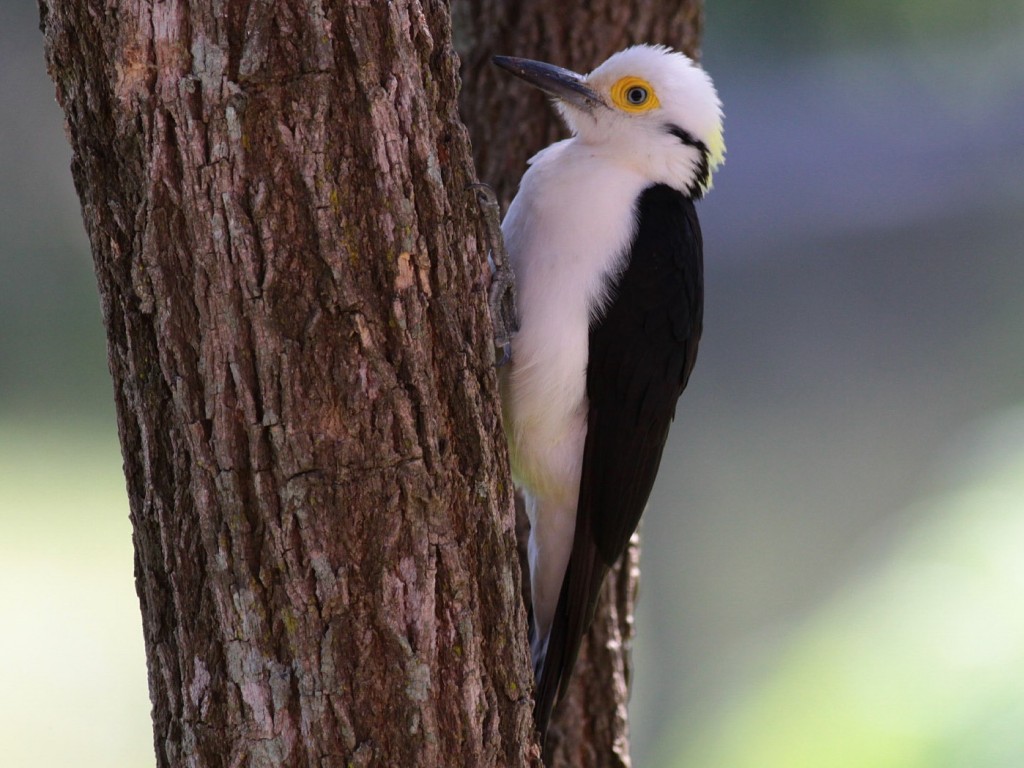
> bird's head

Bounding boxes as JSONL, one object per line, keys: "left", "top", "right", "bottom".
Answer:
{"left": 494, "top": 45, "right": 725, "bottom": 197}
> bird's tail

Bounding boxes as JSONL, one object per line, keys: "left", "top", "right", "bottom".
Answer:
{"left": 530, "top": 588, "right": 563, "bottom": 754}
{"left": 531, "top": 540, "right": 609, "bottom": 755}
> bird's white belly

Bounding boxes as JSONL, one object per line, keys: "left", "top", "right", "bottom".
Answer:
{"left": 500, "top": 142, "right": 649, "bottom": 507}
{"left": 504, "top": 302, "right": 590, "bottom": 508}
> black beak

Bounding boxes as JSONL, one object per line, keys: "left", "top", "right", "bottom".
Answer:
{"left": 493, "top": 55, "right": 606, "bottom": 112}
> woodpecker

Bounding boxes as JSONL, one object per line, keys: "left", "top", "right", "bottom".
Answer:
{"left": 492, "top": 45, "right": 725, "bottom": 744}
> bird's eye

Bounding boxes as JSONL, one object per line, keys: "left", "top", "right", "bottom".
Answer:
{"left": 610, "top": 76, "right": 660, "bottom": 112}
{"left": 626, "top": 86, "right": 648, "bottom": 105}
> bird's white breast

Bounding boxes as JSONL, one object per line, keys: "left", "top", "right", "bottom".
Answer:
{"left": 500, "top": 139, "right": 649, "bottom": 506}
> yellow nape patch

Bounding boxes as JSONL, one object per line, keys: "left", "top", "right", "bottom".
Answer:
{"left": 610, "top": 76, "right": 660, "bottom": 113}
{"left": 703, "top": 126, "right": 727, "bottom": 192}
{"left": 707, "top": 127, "right": 726, "bottom": 175}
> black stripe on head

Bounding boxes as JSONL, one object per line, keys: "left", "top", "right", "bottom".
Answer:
{"left": 665, "top": 124, "right": 711, "bottom": 199}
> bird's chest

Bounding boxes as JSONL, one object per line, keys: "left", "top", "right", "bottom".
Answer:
{"left": 509, "top": 164, "right": 648, "bottom": 339}
{"left": 501, "top": 157, "right": 649, "bottom": 438}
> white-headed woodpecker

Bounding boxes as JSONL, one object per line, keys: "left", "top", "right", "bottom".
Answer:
{"left": 492, "top": 44, "right": 725, "bottom": 745}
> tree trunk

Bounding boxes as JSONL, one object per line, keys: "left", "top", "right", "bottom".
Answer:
{"left": 40, "top": 1, "right": 536, "bottom": 765}
{"left": 453, "top": 3, "right": 704, "bottom": 765}
{"left": 40, "top": 0, "right": 704, "bottom": 763}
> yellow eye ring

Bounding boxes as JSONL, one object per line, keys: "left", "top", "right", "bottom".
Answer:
{"left": 610, "top": 76, "right": 660, "bottom": 113}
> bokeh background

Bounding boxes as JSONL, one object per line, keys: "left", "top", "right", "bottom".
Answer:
{"left": 2, "top": 0, "right": 1022, "bottom": 765}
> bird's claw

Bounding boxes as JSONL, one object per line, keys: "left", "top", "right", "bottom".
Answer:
{"left": 470, "top": 182, "right": 520, "bottom": 366}
{"left": 488, "top": 267, "right": 519, "bottom": 368}
{"left": 488, "top": 247, "right": 520, "bottom": 367}
{"left": 495, "top": 342, "right": 513, "bottom": 368}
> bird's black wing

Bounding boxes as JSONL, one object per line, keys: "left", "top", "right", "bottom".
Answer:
{"left": 534, "top": 184, "right": 704, "bottom": 745}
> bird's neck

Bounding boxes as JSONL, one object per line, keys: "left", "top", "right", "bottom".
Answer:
{"left": 565, "top": 133, "right": 702, "bottom": 199}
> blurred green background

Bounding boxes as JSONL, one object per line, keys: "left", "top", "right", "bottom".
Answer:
{"left": 2, "top": 0, "right": 1022, "bottom": 765}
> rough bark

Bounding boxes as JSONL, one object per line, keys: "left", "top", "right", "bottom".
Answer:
{"left": 40, "top": 1, "right": 538, "bottom": 766}
{"left": 453, "top": 3, "right": 704, "bottom": 765}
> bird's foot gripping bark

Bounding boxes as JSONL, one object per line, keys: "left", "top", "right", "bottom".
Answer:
{"left": 471, "top": 183, "right": 519, "bottom": 366}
